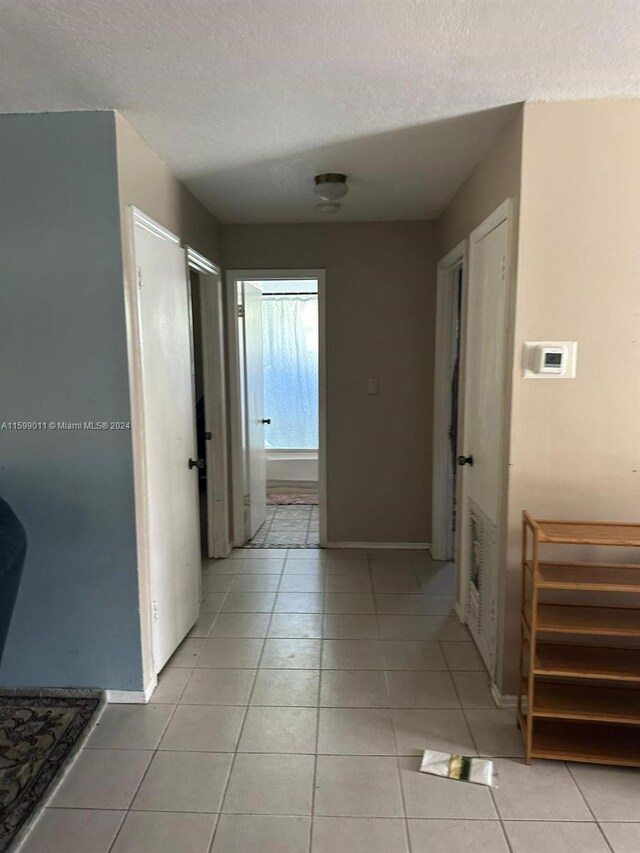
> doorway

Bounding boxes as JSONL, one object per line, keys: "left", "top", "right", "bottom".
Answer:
{"left": 227, "top": 269, "right": 327, "bottom": 549}
{"left": 187, "top": 249, "right": 231, "bottom": 560}
{"left": 431, "top": 242, "right": 466, "bottom": 564}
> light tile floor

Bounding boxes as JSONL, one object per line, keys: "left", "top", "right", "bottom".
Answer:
{"left": 250, "top": 505, "right": 319, "bottom": 547}
{"left": 20, "top": 549, "right": 640, "bottom": 853}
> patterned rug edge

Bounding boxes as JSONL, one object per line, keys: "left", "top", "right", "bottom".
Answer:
{"left": 266, "top": 494, "right": 319, "bottom": 506}
{"left": 0, "top": 689, "right": 105, "bottom": 853}
{"left": 243, "top": 543, "right": 320, "bottom": 549}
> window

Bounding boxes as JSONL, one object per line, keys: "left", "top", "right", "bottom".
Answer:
{"left": 256, "top": 279, "right": 318, "bottom": 450}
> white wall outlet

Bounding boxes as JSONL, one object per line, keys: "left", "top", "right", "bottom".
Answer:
{"left": 366, "top": 378, "right": 379, "bottom": 395}
{"left": 522, "top": 341, "right": 578, "bottom": 379}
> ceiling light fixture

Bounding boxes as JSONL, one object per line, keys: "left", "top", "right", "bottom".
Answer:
{"left": 313, "top": 173, "right": 348, "bottom": 202}
{"left": 316, "top": 201, "right": 342, "bottom": 215}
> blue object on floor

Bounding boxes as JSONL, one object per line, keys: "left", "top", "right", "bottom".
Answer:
{"left": 0, "top": 496, "right": 27, "bottom": 664}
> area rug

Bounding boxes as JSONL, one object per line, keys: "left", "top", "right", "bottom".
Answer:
{"left": 0, "top": 693, "right": 103, "bottom": 852}
{"left": 266, "top": 493, "right": 319, "bottom": 505}
{"left": 243, "top": 542, "right": 320, "bottom": 549}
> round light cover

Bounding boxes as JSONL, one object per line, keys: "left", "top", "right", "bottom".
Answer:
{"left": 313, "top": 173, "right": 348, "bottom": 202}
{"left": 317, "top": 201, "right": 341, "bottom": 214}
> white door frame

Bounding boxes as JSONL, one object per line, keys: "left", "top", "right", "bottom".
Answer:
{"left": 226, "top": 269, "right": 327, "bottom": 547}
{"left": 186, "top": 248, "right": 231, "bottom": 559}
{"left": 431, "top": 240, "right": 467, "bottom": 562}
{"left": 456, "top": 199, "right": 515, "bottom": 660}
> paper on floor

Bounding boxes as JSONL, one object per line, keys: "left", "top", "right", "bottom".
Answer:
{"left": 419, "top": 750, "right": 496, "bottom": 787}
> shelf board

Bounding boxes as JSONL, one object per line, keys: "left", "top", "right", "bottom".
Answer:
{"left": 537, "top": 604, "right": 640, "bottom": 637}
{"left": 535, "top": 643, "right": 640, "bottom": 682}
{"left": 531, "top": 681, "right": 640, "bottom": 725}
{"left": 529, "top": 718, "right": 640, "bottom": 766}
{"left": 530, "top": 561, "right": 640, "bottom": 592}
{"left": 533, "top": 520, "right": 640, "bottom": 547}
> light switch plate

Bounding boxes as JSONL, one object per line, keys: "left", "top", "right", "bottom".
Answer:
{"left": 522, "top": 341, "right": 578, "bottom": 379}
{"left": 366, "top": 378, "right": 379, "bottom": 395}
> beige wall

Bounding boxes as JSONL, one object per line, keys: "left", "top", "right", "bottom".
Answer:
{"left": 221, "top": 222, "right": 437, "bottom": 544}
{"left": 500, "top": 99, "right": 640, "bottom": 691}
{"left": 437, "top": 108, "right": 523, "bottom": 258}
{"left": 114, "top": 112, "right": 221, "bottom": 688}
{"left": 115, "top": 112, "right": 221, "bottom": 264}
{"left": 436, "top": 101, "right": 640, "bottom": 694}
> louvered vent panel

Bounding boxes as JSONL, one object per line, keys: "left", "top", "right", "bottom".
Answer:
{"left": 466, "top": 498, "right": 498, "bottom": 675}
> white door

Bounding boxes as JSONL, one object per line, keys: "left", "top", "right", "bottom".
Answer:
{"left": 133, "top": 215, "right": 201, "bottom": 672}
{"left": 242, "top": 283, "right": 268, "bottom": 539}
{"left": 199, "top": 270, "right": 231, "bottom": 558}
{"left": 458, "top": 208, "right": 511, "bottom": 676}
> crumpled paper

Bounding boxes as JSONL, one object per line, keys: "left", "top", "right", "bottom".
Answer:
{"left": 419, "top": 750, "right": 496, "bottom": 787}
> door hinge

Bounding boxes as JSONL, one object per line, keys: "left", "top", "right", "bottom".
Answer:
{"left": 152, "top": 600, "right": 159, "bottom": 621}
{"left": 501, "top": 255, "right": 507, "bottom": 281}
{"left": 237, "top": 304, "right": 245, "bottom": 318}
{"left": 137, "top": 267, "right": 144, "bottom": 289}
{"left": 244, "top": 494, "right": 251, "bottom": 506}
{"left": 204, "top": 431, "right": 212, "bottom": 441}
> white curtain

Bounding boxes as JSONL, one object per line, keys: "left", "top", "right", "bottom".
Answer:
{"left": 262, "top": 294, "right": 318, "bottom": 449}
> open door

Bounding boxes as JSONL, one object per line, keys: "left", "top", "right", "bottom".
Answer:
{"left": 133, "top": 211, "right": 201, "bottom": 672}
{"left": 201, "top": 269, "right": 231, "bottom": 558}
{"left": 242, "top": 282, "right": 268, "bottom": 539}
{"left": 432, "top": 244, "right": 466, "bottom": 561}
{"left": 188, "top": 250, "right": 231, "bottom": 559}
{"left": 457, "top": 201, "right": 512, "bottom": 677}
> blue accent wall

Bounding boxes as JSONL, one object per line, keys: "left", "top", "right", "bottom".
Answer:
{"left": 0, "top": 111, "right": 143, "bottom": 690}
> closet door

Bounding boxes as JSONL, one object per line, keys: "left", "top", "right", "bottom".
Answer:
{"left": 459, "top": 208, "right": 511, "bottom": 676}
{"left": 133, "top": 212, "right": 200, "bottom": 672}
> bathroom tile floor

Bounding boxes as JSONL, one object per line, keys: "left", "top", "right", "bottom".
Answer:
{"left": 19, "top": 549, "right": 640, "bottom": 853}
{"left": 249, "top": 505, "right": 319, "bottom": 547}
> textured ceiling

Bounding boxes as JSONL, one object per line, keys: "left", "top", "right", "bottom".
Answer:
{"left": 1, "top": 1, "right": 639, "bottom": 222}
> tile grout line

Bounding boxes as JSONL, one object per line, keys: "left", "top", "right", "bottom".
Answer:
{"left": 450, "top": 669, "right": 515, "bottom": 853}
{"left": 308, "top": 624, "right": 324, "bottom": 853}
{"left": 49, "top": 805, "right": 610, "bottom": 821}
{"left": 305, "top": 507, "right": 313, "bottom": 547}
{"left": 283, "top": 543, "right": 318, "bottom": 851}
{"left": 105, "top": 574, "right": 237, "bottom": 853}
{"left": 205, "top": 556, "right": 283, "bottom": 853}
{"left": 376, "top": 556, "right": 415, "bottom": 853}
{"left": 103, "top": 699, "right": 182, "bottom": 853}
{"left": 564, "top": 763, "right": 616, "bottom": 852}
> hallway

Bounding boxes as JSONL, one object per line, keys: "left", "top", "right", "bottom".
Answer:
{"left": 22, "top": 549, "right": 639, "bottom": 853}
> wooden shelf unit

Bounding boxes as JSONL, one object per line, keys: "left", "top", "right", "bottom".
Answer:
{"left": 519, "top": 512, "right": 640, "bottom": 767}
{"left": 528, "top": 561, "right": 640, "bottom": 593}
{"left": 536, "top": 604, "right": 640, "bottom": 637}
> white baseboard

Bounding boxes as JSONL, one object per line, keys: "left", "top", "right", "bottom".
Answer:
{"left": 106, "top": 675, "right": 157, "bottom": 704}
{"left": 105, "top": 690, "right": 147, "bottom": 704}
{"left": 326, "top": 542, "right": 431, "bottom": 550}
{"left": 491, "top": 682, "right": 518, "bottom": 710}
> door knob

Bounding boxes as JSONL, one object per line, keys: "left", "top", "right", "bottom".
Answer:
{"left": 188, "top": 458, "right": 205, "bottom": 470}
{"left": 457, "top": 455, "right": 474, "bottom": 467}
{"left": 261, "top": 418, "right": 271, "bottom": 425}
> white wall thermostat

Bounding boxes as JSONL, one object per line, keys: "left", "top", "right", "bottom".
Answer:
{"left": 536, "top": 345, "right": 565, "bottom": 374}
{"left": 522, "top": 341, "right": 578, "bottom": 379}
